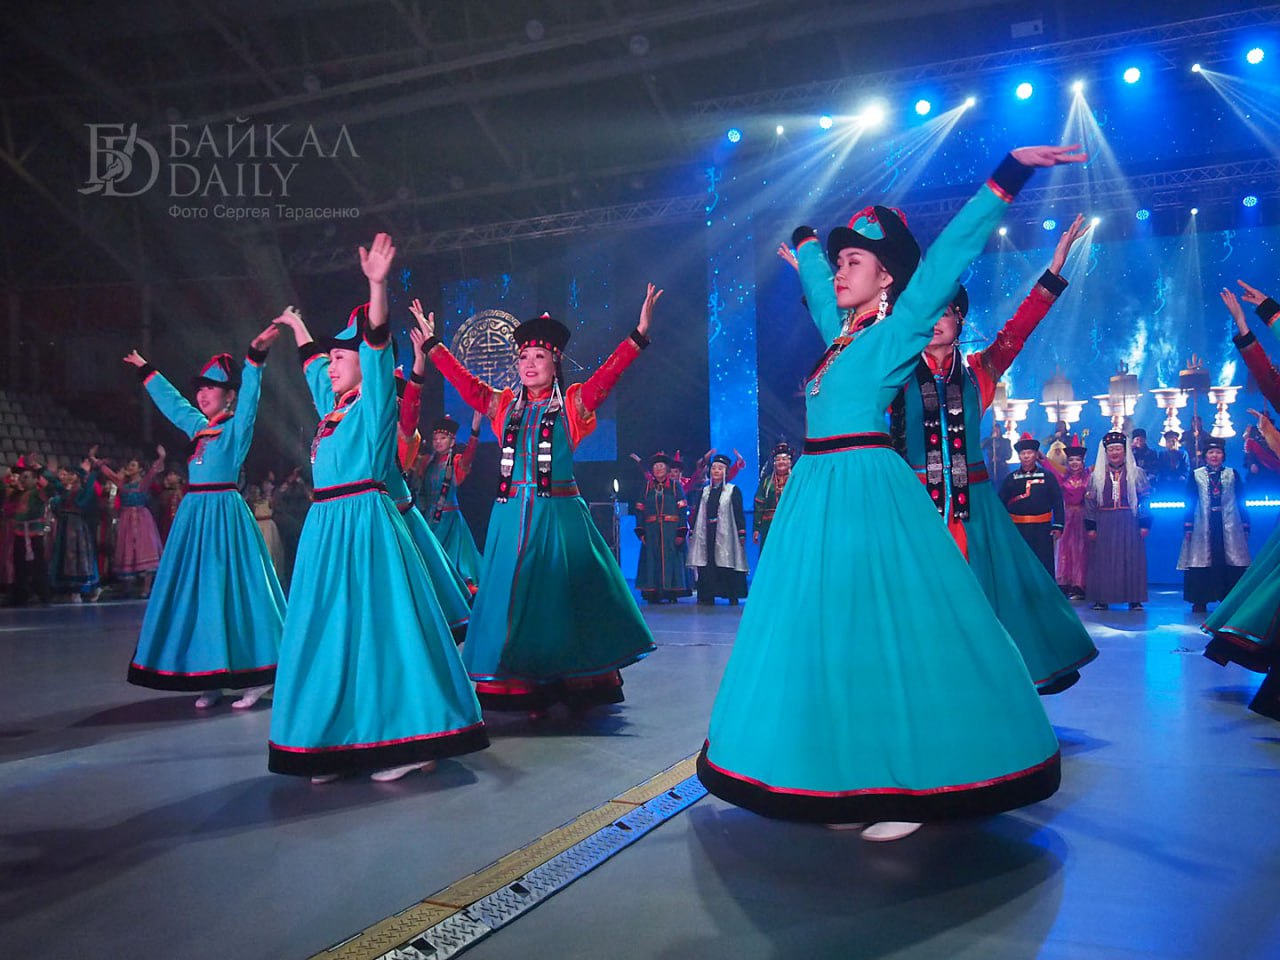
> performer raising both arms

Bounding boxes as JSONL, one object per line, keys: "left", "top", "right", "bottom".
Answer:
{"left": 699, "top": 144, "right": 1086, "bottom": 841}
{"left": 269, "top": 234, "right": 486, "bottom": 782}
{"left": 874, "top": 213, "right": 1094, "bottom": 692}
{"left": 121, "top": 336, "right": 286, "bottom": 710}
{"left": 419, "top": 288, "right": 660, "bottom": 716}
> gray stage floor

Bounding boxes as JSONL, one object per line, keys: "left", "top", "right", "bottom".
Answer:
{"left": 1, "top": 591, "right": 1277, "bottom": 959}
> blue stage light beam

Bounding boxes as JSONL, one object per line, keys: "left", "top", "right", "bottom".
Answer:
{"left": 1194, "top": 67, "right": 1280, "bottom": 156}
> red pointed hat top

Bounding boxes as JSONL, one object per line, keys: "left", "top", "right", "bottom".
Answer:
{"left": 1014, "top": 432, "right": 1041, "bottom": 452}
{"left": 193, "top": 353, "right": 237, "bottom": 388}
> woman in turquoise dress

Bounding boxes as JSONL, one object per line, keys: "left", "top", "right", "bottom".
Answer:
{"left": 269, "top": 234, "right": 486, "bottom": 782}
{"left": 884, "top": 215, "right": 1097, "bottom": 694}
{"left": 416, "top": 412, "right": 484, "bottom": 592}
{"left": 416, "top": 289, "right": 660, "bottom": 715}
{"left": 698, "top": 146, "right": 1085, "bottom": 841}
{"left": 121, "top": 335, "right": 286, "bottom": 710}
{"left": 280, "top": 311, "right": 473, "bottom": 642}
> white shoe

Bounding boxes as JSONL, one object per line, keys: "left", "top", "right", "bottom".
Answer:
{"left": 231, "top": 685, "right": 272, "bottom": 710}
{"left": 860, "top": 821, "right": 923, "bottom": 842}
{"left": 823, "top": 822, "right": 868, "bottom": 831}
{"left": 310, "top": 773, "right": 340, "bottom": 785}
{"left": 194, "top": 691, "right": 223, "bottom": 709}
{"left": 370, "top": 761, "right": 437, "bottom": 782}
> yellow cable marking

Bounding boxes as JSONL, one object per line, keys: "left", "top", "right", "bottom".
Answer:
{"left": 312, "top": 754, "right": 699, "bottom": 960}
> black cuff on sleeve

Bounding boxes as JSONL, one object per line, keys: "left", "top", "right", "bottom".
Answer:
{"left": 792, "top": 226, "right": 819, "bottom": 248}
{"left": 299, "top": 341, "right": 326, "bottom": 365}
{"left": 364, "top": 323, "right": 391, "bottom": 347}
{"left": 246, "top": 345, "right": 269, "bottom": 365}
{"left": 1256, "top": 298, "right": 1280, "bottom": 325}
{"left": 423, "top": 335, "right": 442, "bottom": 353}
{"left": 990, "top": 153, "right": 1035, "bottom": 200}
{"left": 630, "top": 329, "right": 651, "bottom": 350}
{"left": 1233, "top": 331, "right": 1258, "bottom": 350}
{"left": 410, "top": 370, "right": 425, "bottom": 385}
{"left": 1037, "top": 269, "right": 1068, "bottom": 298}
{"left": 137, "top": 363, "right": 157, "bottom": 382}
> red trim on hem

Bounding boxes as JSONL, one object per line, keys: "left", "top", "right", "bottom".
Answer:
{"left": 269, "top": 721, "right": 485, "bottom": 754}
{"left": 1031, "top": 649, "right": 1098, "bottom": 687}
{"left": 130, "top": 661, "right": 275, "bottom": 677}
{"left": 143, "top": 371, "right": 159, "bottom": 385}
{"left": 700, "top": 741, "right": 1061, "bottom": 798}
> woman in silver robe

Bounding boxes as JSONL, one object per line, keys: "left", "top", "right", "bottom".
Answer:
{"left": 687, "top": 454, "right": 749, "bottom": 605}
{"left": 1178, "top": 437, "right": 1250, "bottom": 613}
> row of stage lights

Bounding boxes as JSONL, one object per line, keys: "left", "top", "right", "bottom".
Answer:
{"left": 724, "top": 46, "right": 1268, "bottom": 142}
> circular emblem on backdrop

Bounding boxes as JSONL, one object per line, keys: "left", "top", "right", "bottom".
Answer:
{"left": 453, "top": 309, "right": 520, "bottom": 392}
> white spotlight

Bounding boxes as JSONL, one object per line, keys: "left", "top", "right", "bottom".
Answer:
{"left": 1071, "top": 80, "right": 1085, "bottom": 94}
{"left": 1191, "top": 207, "right": 1199, "bottom": 215}
{"left": 776, "top": 124, "right": 785, "bottom": 136}
{"left": 861, "top": 102, "right": 887, "bottom": 128}
{"left": 998, "top": 226, "right": 1008, "bottom": 237}
{"left": 1090, "top": 216, "right": 1101, "bottom": 227}
{"left": 963, "top": 96, "right": 977, "bottom": 108}
{"left": 1191, "top": 63, "right": 1202, "bottom": 74}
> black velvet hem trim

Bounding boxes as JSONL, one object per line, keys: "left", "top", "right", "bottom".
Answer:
{"left": 127, "top": 664, "right": 276, "bottom": 691}
{"left": 1249, "top": 670, "right": 1280, "bottom": 721}
{"left": 1203, "top": 635, "right": 1273, "bottom": 673}
{"left": 696, "top": 744, "right": 1060, "bottom": 823}
{"left": 268, "top": 724, "right": 489, "bottom": 776}
{"left": 477, "top": 682, "right": 627, "bottom": 712}
{"left": 1037, "top": 671, "right": 1080, "bottom": 696}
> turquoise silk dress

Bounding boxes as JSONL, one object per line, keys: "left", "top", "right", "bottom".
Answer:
{"left": 429, "top": 335, "right": 657, "bottom": 711}
{"left": 301, "top": 353, "right": 472, "bottom": 640}
{"left": 268, "top": 324, "right": 486, "bottom": 776}
{"left": 698, "top": 156, "right": 1062, "bottom": 823}
{"left": 127, "top": 349, "right": 285, "bottom": 691}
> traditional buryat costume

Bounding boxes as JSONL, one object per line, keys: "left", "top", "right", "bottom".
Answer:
{"left": 687, "top": 454, "right": 749, "bottom": 604}
{"left": 635, "top": 453, "right": 693, "bottom": 603}
{"left": 426, "top": 312, "right": 656, "bottom": 712}
{"left": 698, "top": 157, "right": 1062, "bottom": 823}
{"left": 891, "top": 282, "right": 1094, "bottom": 693}
{"left": 752, "top": 441, "right": 793, "bottom": 552}
{"left": 127, "top": 352, "right": 286, "bottom": 691}
{"left": 1084, "top": 432, "right": 1152, "bottom": 608}
{"left": 998, "top": 434, "right": 1065, "bottom": 578}
{"left": 268, "top": 308, "right": 487, "bottom": 775}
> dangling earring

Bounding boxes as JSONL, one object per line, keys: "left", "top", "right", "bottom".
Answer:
{"left": 876, "top": 289, "right": 889, "bottom": 322}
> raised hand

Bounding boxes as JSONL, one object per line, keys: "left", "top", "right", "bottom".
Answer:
{"left": 1221, "top": 288, "right": 1249, "bottom": 335}
{"left": 1049, "top": 214, "right": 1088, "bottom": 275}
{"left": 156, "top": 445, "right": 166, "bottom": 461}
{"left": 409, "top": 324, "right": 428, "bottom": 356}
{"left": 251, "top": 322, "right": 282, "bottom": 351}
{"left": 123, "top": 350, "right": 147, "bottom": 368}
{"left": 471, "top": 410, "right": 484, "bottom": 432}
{"left": 777, "top": 243, "right": 799, "bottom": 273}
{"left": 359, "top": 232, "right": 396, "bottom": 284}
{"left": 409, "top": 299, "right": 435, "bottom": 339}
{"left": 637, "top": 283, "right": 663, "bottom": 337}
{"left": 1237, "top": 280, "right": 1269, "bottom": 306}
{"left": 1010, "top": 144, "right": 1088, "bottom": 168}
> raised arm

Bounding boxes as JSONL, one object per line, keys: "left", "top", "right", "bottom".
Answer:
{"left": 976, "top": 214, "right": 1086, "bottom": 387}
{"left": 416, "top": 300, "right": 502, "bottom": 419}
{"left": 277, "top": 307, "right": 333, "bottom": 417}
{"left": 791, "top": 230, "right": 843, "bottom": 343}
{"left": 886, "top": 148, "right": 1085, "bottom": 365}
{"left": 356, "top": 234, "right": 398, "bottom": 449}
{"left": 577, "top": 284, "right": 659, "bottom": 414}
{"left": 124, "top": 350, "right": 207, "bottom": 438}
{"left": 141, "top": 446, "right": 166, "bottom": 487}
{"left": 1226, "top": 284, "right": 1280, "bottom": 409}
{"left": 228, "top": 321, "right": 283, "bottom": 465}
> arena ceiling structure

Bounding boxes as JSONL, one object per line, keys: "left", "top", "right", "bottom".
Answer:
{"left": 0, "top": 0, "right": 1273, "bottom": 292}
